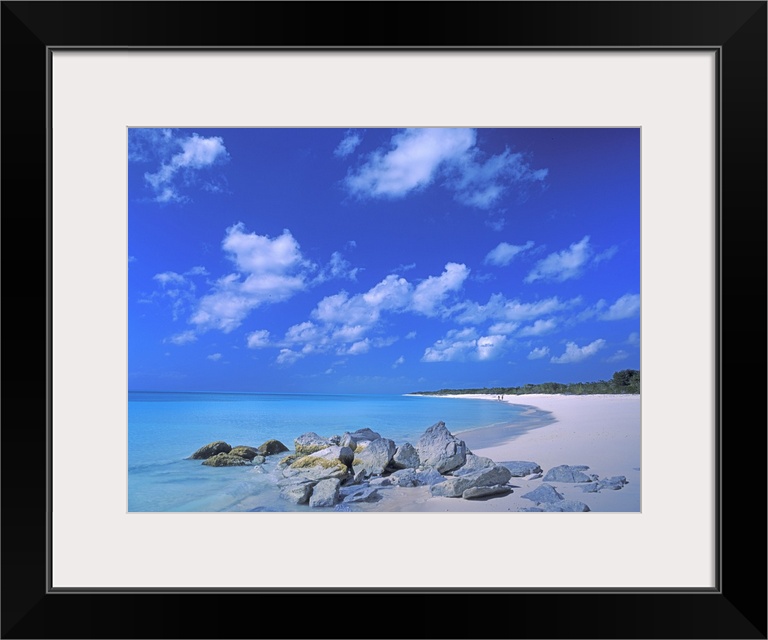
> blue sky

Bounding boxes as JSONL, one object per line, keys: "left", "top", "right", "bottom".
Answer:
{"left": 128, "top": 128, "right": 640, "bottom": 393}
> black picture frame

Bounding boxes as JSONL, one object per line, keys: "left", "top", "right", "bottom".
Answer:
{"left": 2, "top": 2, "right": 765, "bottom": 638}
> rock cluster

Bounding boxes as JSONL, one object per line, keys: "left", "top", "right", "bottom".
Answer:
{"left": 542, "top": 464, "right": 597, "bottom": 483}
{"left": 519, "top": 483, "right": 591, "bottom": 511}
{"left": 188, "top": 439, "right": 288, "bottom": 467}
{"left": 188, "top": 441, "right": 231, "bottom": 460}
{"left": 499, "top": 461, "right": 542, "bottom": 477}
{"left": 520, "top": 500, "right": 592, "bottom": 512}
{"left": 188, "top": 427, "right": 630, "bottom": 512}
{"left": 518, "top": 465, "right": 632, "bottom": 511}
{"left": 274, "top": 421, "right": 524, "bottom": 508}
{"left": 578, "top": 476, "right": 629, "bottom": 493}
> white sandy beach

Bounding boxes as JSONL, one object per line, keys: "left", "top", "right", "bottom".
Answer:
{"left": 366, "top": 393, "right": 641, "bottom": 513}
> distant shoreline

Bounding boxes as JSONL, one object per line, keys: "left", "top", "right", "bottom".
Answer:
{"left": 408, "top": 370, "right": 640, "bottom": 397}
{"left": 409, "top": 391, "right": 641, "bottom": 396}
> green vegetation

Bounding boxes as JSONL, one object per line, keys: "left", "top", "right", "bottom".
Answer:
{"left": 277, "top": 453, "right": 302, "bottom": 468}
{"left": 290, "top": 456, "right": 345, "bottom": 471}
{"left": 411, "top": 369, "right": 640, "bottom": 396}
{"left": 295, "top": 443, "right": 329, "bottom": 456}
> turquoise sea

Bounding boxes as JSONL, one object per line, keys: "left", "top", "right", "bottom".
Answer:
{"left": 128, "top": 392, "right": 552, "bottom": 512}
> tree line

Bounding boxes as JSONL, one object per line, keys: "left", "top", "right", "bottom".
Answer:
{"left": 411, "top": 369, "right": 640, "bottom": 396}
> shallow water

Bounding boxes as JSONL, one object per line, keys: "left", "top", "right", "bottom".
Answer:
{"left": 128, "top": 392, "right": 551, "bottom": 512}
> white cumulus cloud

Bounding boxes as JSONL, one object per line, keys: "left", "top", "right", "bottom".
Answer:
{"left": 345, "top": 128, "right": 475, "bottom": 198}
{"left": 448, "top": 149, "right": 548, "bottom": 209}
{"left": 362, "top": 275, "right": 413, "bottom": 311}
{"left": 527, "top": 346, "right": 550, "bottom": 360}
{"left": 518, "top": 318, "right": 557, "bottom": 337}
{"left": 276, "top": 349, "right": 304, "bottom": 366}
{"left": 314, "top": 251, "right": 359, "bottom": 283}
{"left": 223, "top": 223, "right": 309, "bottom": 275}
{"left": 422, "top": 330, "right": 477, "bottom": 363}
{"left": 246, "top": 330, "right": 271, "bottom": 349}
{"left": 153, "top": 271, "right": 187, "bottom": 287}
{"left": 272, "top": 264, "right": 468, "bottom": 365}
{"left": 284, "top": 322, "right": 325, "bottom": 345}
{"left": 341, "top": 339, "right": 371, "bottom": 356}
{"left": 185, "top": 266, "right": 209, "bottom": 276}
{"left": 139, "top": 131, "right": 229, "bottom": 203}
{"left": 334, "top": 130, "right": 363, "bottom": 157}
{"left": 525, "top": 236, "right": 594, "bottom": 283}
{"left": 605, "top": 350, "right": 629, "bottom": 362}
{"left": 600, "top": 293, "right": 640, "bottom": 320}
{"left": 331, "top": 324, "right": 369, "bottom": 343}
{"left": 190, "top": 224, "right": 312, "bottom": 333}
{"left": 410, "top": 263, "right": 470, "bottom": 316}
{"left": 344, "top": 128, "right": 547, "bottom": 209}
{"left": 550, "top": 338, "right": 606, "bottom": 364}
{"left": 484, "top": 240, "right": 535, "bottom": 266}
{"left": 422, "top": 328, "right": 507, "bottom": 363}
{"left": 488, "top": 321, "right": 520, "bottom": 335}
{"left": 476, "top": 334, "right": 507, "bottom": 361}
{"left": 166, "top": 330, "right": 197, "bottom": 346}
{"left": 594, "top": 245, "right": 619, "bottom": 264}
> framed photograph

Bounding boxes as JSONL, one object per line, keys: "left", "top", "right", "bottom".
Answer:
{"left": 123, "top": 124, "right": 642, "bottom": 517}
{"left": 3, "top": 2, "right": 765, "bottom": 638}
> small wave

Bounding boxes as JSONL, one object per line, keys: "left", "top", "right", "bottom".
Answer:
{"left": 128, "top": 459, "right": 188, "bottom": 472}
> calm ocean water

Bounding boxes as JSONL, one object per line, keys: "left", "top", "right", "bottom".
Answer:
{"left": 128, "top": 392, "right": 550, "bottom": 512}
